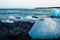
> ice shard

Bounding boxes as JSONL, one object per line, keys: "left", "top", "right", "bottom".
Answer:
{"left": 28, "top": 18, "right": 60, "bottom": 39}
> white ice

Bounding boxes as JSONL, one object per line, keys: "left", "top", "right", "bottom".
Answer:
{"left": 2, "top": 19, "right": 14, "bottom": 23}
{"left": 8, "top": 15, "right": 16, "bottom": 20}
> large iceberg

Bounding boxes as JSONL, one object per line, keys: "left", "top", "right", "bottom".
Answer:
{"left": 51, "top": 8, "right": 60, "bottom": 17}
{"left": 28, "top": 18, "right": 60, "bottom": 39}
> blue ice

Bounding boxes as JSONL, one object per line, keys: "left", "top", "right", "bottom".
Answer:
{"left": 51, "top": 8, "right": 60, "bottom": 17}
{"left": 21, "top": 16, "right": 37, "bottom": 21}
{"left": 28, "top": 18, "right": 60, "bottom": 39}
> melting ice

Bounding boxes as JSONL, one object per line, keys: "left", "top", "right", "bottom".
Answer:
{"left": 51, "top": 8, "right": 60, "bottom": 17}
{"left": 2, "top": 19, "right": 14, "bottom": 23}
{"left": 28, "top": 18, "right": 60, "bottom": 39}
{"left": 20, "top": 16, "right": 38, "bottom": 21}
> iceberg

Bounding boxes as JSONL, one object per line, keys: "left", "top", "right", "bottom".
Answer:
{"left": 51, "top": 8, "right": 60, "bottom": 17}
{"left": 28, "top": 18, "right": 60, "bottom": 39}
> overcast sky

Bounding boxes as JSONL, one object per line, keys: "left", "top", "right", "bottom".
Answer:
{"left": 0, "top": 0, "right": 60, "bottom": 8}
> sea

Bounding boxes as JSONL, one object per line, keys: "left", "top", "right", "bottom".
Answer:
{"left": 0, "top": 8, "right": 51, "bottom": 18}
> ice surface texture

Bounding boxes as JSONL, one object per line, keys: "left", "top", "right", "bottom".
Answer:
{"left": 51, "top": 8, "right": 60, "bottom": 17}
{"left": 28, "top": 18, "right": 60, "bottom": 39}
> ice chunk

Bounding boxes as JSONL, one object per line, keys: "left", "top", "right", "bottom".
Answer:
{"left": 28, "top": 18, "right": 60, "bottom": 39}
{"left": 20, "top": 17, "right": 24, "bottom": 20}
{"left": 2, "top": 19, "right": 14, "bottom": 23}
{"left": 51, "top": 8, "right": 60, "bottom": 17}
{"left": 25, "top": 16, "right": 32, "bottom": 19}
{"left": 24, "top": 16, "right": 37, "bottom": 20}
{"left": 8, "top": 15, "right": 23, "bottom": 21}
{"left": 18, "top": 16, "right": 38, "bottom": 21}
{"left": 8, "top": 15, "right": 16, "bottom": 20}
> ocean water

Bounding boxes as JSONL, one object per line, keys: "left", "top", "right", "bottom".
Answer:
{"left": 0, "top": 8, "right": 60, "bottom": 39}
{"left": 0, "top": 8, "right": 51, "bottom": 18}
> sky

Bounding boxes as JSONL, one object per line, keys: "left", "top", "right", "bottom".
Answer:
{"left": 0, "top": 0, "right": 60, "bottom": 8}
